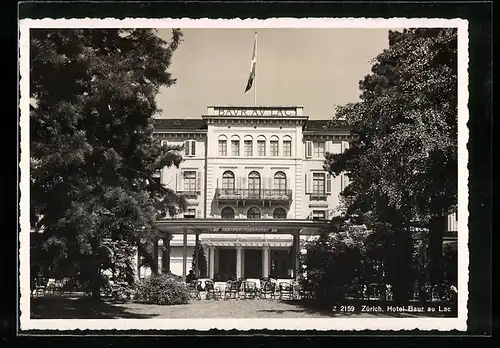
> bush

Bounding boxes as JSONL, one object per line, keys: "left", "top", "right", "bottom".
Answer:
{"left": 134, "top": 274, "right": 190, "bottom": 305}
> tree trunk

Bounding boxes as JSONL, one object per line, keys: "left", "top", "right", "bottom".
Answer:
{"left": 428, "top": 215, "right": 446, "bottom": 286}
{"left": 161, "top": 236, "right": 170, "bottom": 273}
{"left": 138, "top": 241, "right": 159, "bottom": 275}
{"left": 390, "top": 224, "right": 413, "bottom": 303}
{"left": 90, "top": 239, "right": 101, "bottom": 301}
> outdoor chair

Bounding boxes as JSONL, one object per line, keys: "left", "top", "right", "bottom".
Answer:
{"left": 204, "top": 280, "right": 219, "bottom": 300}
{"left": 188, "top": 280, "right": 201, "bottom": 300}
{"left": 242, "top": 280, "right": 259, "bottom": 299}
{"left": 224, "top": 280, "right": 241, "bottom": 300}
{"left": 366, "top": 283, "right": 384, "bottom": 300}
{"left": 260, "top": 280, "right": 276, "bottom": 300}
{"left": 431, "top": 283, "right": 451, "bottom": 302}
{"left": 32, "top": 276, "right": 47, "bottom": 298}
{"left": 278, "top": 282, "right": 293, "bottom": 300}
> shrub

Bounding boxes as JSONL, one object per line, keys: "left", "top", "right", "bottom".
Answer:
{"left": 134, "top": 274, "right": 190, "bottom": 305}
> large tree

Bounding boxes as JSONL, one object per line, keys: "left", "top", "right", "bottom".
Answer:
{"left": 30, "top": 29, "right": 186, "bottom": 299}
{"left": 325, "top": 28, "right": 457, "bottom": 300}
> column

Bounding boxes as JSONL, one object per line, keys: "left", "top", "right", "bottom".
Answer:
{"left": 161, "top": 234, "right": 171, "bottom": 274}
{"left": 133, "top": 245, "right": 140, "bottom": 281}
{"left": 262, "top": 246, "right": 270, "bottom": 279}
{"left": 236, "top": 247, "right": 242, "bottom": 279}
{"left": 294, "top": 231, "right": 301, "bottom": 280}
{"left": 182, "top": 228, "right": 188, "bottom": 282}
{"left": 152, "top": 238, "right": 159, "bottom": 274}
{"left": 209, "top": 246, "right": 215, "bottom": 279}
{"left": 195, "top": 234, "right": 200, "bottom": 278}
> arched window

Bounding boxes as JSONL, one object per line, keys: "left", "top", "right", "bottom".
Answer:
{"left": 218, "top": 135, "right": 228, "bottom": 156}
{"left": 244, "top": 135, "right": 253, "bottom": 156}
{"left": 270, "top": 135, "right": 279, "bottom": 157}
{"left": 222, "top": 171, "right": 235, "bottom": 191}
{"left": 248, "top": 171, "right": 261, "bottom": 198}
{"left": 247, "top": 207, "right": 261, "bottom": 219}
{"left": 221, "top": 207, "right": 235, "bottom": 219}
{"left": 274, "top": 171, "right": 287, "bottom": 192}
{"left": 257, "top": 135, "right": 266, "bottom": 156}
{"left": 273, "top": 208, "right": 287, "bottom": 219}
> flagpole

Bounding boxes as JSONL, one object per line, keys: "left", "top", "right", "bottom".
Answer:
{"left": 254, "top": 31, "right": 257, "bottom": 106}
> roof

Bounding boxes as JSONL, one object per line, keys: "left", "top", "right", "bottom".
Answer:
{"left": 154, "top": 119, "right": 207, "bottom": 130}
{"left": 153, "top": 118, "right": 349, "bottom": 132}
{"left": 304, "top": 119, "right": 349, "bottom": 131}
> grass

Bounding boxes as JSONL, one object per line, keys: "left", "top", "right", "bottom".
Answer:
{"left": 31, "top": 295, "right": 457, "bottom": 319}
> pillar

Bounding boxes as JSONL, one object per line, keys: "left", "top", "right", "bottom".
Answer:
{"left": 209, "top": 246, "right": 215, "bottom": 279}
{"left": 195, "top": 234, "right": 200, "bottom": 278}
{"left": 134, "top": 245, "right": 140, "bottom": 281}
{"left": 236, "top": 247, "right": 242, "bottom": 279}
{"left": 294, "top": 232, "right": 301, "bottom": 280}
{"left": 161, "top": 234, "right": 171, "bottom": 274}
{"left": 152, "top": 238, "right": 159, "bottom": 274}
{"left": 182, "top": 228, "right": 188, "bottom": 282}
{"left": 262, "top": 246, "right": 270, "bottom": 279}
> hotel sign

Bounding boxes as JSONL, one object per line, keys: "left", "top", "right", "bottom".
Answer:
{"left": 210, "top": 106, "right": 302, "bottom": 117}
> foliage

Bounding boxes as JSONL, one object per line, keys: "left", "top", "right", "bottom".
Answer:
{"left": 192, "top": 244, "right": 207, "bottom": 277}
{"left": 301, "top": 222, "right": 373, "bottom": 303}
{"left": 30, "top": 28, "right": 186, "bottom": 298}
{"left": 99, "top": 239, "right": 136, "bottom": 285}
{"left": 324, "top": 28, "right": 458, "bottom": 299}
{"left": 134, "top": 274, "right": 190, "bottom": 305}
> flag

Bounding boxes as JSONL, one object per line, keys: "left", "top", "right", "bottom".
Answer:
{"left": 245, "top": 33, "right": 257, "bottom": 93}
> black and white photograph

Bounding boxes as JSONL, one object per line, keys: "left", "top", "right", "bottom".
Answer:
{"left": 19, "top": 18, "right": 468, "bottom": 331}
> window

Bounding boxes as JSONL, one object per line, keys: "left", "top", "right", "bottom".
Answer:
{"left": 183, "top": 171, "right": 196, "bottom": 192}
{"left": 218, "top": 139, "right": 227, "bottom": 156}
{"left": 243, "top": 140, "right": 253, "bottom": 156}
{"left": 247, "top": 207, "right": 261, "bottom": 219}
{"left": 221, "top": 207, "right": 235, "bottom": 219}
{"left": 184, "top": 140, "right": 196, "bottom": 157}
{"left": 222, "top": 171, "right": 235, "bottom": 190}
{"left": 184, "top": 208, "right": 196, "bottom": 219}
{"left": 313, "top": 142, "right": 325, "bottom": 158}
{"left": 270, "top": 140, "right": 279, "bottom": 156}
{"left": 152, "top": 169, "right": 162, "bottom": 186}
{"left": 312, "top": 173, "right": 326, "bottom": 198}
{"left": 248, "top": 171, "right": 261, "bottom": 198}
{"left": 283, "top": 139, "right": 292, "bottom": 157}
{"left": 274, "top": 171, "right": 287, "bottom": 191}
{"left": 273, "top": 208, "right": 287, "bottom": 219}
{"left": 305, "top": 141, "right": 313, "bottom": 158}
{"left": 257, "top": 136, "right": 266, "bottom": 156}
{"left": 231, "top": 140, "right": 240, "bottom": 156}
{"left": 312, "top": 210, "right": 326, "bottom": 220}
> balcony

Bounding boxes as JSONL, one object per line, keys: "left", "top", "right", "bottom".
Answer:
{"left": 177, "top": 190, "right": 201, "bottom": 206}
{"left": 215, "top": 188, "right": 292, "bottom": 205}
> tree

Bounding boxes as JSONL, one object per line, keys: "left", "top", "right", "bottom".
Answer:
{"left": 325, "top": 28, "right": 457, "bottom": 301}
{"left": 302, "top": 222, "right": 373, "bottom": 304}
{"left": 192, "top": 244, "right": 207, "bottom": 278}
{"left": 30, "top": 29, "right": 186, "bottom": 299}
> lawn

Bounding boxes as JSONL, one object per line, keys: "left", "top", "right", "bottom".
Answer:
{"left": 30, "top": 295, "right": 456, "bottom": 319}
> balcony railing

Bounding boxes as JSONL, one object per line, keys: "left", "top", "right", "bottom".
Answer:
{"left": 215, "top": 188, "right": 292, "bottom": 201}
{"left": 177, "top": 190, "right": 201, "bottom": 199}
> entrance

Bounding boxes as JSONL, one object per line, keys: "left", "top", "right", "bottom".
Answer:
{"left": 217, "top": 249, "right": 236, "bottom": 281}
{"left": 244, "top": 249, "right": 262, "bottom": 278}
{"left": 270, "top": 249, "right": 290, "bottom": 278}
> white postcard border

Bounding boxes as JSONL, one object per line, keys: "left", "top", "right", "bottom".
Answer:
{"left": 19, "top": 17, "right": 469, "bottom": 332}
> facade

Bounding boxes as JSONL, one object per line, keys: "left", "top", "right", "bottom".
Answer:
{"left": 137, "top": 105, "right": 458, "bottom": 282}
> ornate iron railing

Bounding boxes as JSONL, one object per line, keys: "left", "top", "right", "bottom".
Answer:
{"left": 215, "top": 188, "right": 292, "bottom": 201}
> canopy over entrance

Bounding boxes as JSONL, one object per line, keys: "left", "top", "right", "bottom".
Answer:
{"left": 155, "top": 218, "right": 333, "bottom": 236}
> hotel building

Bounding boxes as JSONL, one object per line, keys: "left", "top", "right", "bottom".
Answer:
{"left": 137, "top": 105, "right": 458, "bottom": 282}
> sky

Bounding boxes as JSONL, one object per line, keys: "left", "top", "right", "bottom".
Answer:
{"left": 155, "top": 28, "right": 397, "bottom": 120}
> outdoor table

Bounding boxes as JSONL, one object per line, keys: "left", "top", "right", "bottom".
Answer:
{"left": 214, "top": 282, "right": 227, "bottom": 291}
{"left": 245, "top": 278, "right": 261, "bottom": 289}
